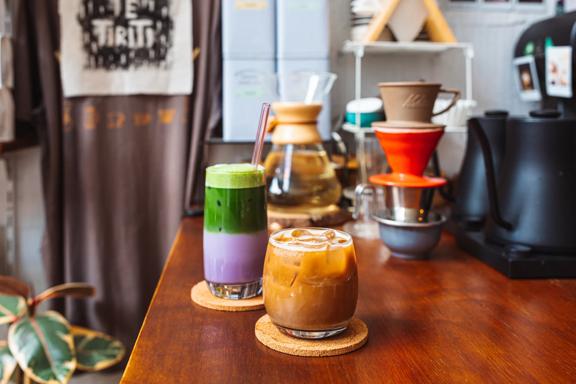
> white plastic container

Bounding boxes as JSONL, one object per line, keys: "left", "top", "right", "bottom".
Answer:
{"left": 222, "top": 0, "right": 275, "bottom": 59}
{"left": 223, "top": 59, "right": 276, "bottom": 142}
{"left": 277, "top": 59, "right": 332, "bottom": 140}
{"left": 276, "top": 0, "right": 330, "bottom": 59}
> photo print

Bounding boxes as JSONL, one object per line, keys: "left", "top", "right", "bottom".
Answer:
{"left": 513, "top": 55, "right": 542, "bottom": 102}
{"left": 546, "top": 46, "right": 573, "bottom": 98}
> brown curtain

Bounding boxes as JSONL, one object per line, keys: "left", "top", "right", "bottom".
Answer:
{"left": 12, "top": 0, "right": 41, "bottom": 131}
{"left": 17, "top": 0, "right": 221, "bottom": 349}
{"left": 185, "top": 0, "right": 222, "bottom": 210}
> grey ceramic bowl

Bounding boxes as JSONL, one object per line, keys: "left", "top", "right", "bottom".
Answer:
{"left": 372, "top": 211, "right": 446, "bottom": 260}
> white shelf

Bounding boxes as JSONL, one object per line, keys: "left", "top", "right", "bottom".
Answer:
{"left": 342, "top": 123, "right": 467, "bottom": 134}
{"left": 342, "top": 40, "right": 473, "bottom": 56}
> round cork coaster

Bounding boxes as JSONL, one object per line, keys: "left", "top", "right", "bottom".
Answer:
{"left": 255, "top": 315, "right": 368, "bottom": 357}
{"left": 190, "top": 281, "right": 264, "bottom": 312}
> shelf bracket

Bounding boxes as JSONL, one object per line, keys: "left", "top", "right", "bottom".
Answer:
{"left": 354, "top": 46, "right": 365, "bottom": 101}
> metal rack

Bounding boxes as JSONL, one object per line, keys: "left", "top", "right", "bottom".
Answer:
{"left": 340, "top": 40, "right": 475, "bottom": 185}
{"left": 342, "top": 40, "right": 474, "bottom": 103}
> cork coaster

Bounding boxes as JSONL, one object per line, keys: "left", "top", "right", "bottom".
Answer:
{"left": 255, "top": 315, "right": 368, "bottom": 357}
{"left": 190, "top": 281, "right": 264, "bottom": 312}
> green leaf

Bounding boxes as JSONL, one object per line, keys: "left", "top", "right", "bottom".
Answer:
{"left": 71, "top": 326, "right": 124, "bottom": 372}
{"left": 0, "top": 296, "right": 26, "bottom": 325}
{"left": 8, "top": 311, "right": 76, "bottom": 384}
{"left": 34, "top": 283, "right": 95, "bottom": 306}
{"left": 0, "top": 341, "right": 16, "bottom": 384}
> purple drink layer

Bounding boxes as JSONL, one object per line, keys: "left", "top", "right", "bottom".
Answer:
{"left": 203, "top": 230, "right": 268, "bottom": 284}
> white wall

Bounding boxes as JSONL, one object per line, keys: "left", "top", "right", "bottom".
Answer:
{"left": 441, "top": 0, "right": 555, "bottom": 114}
{"left": 330, "top": 0, "right": 556, "bottom": 176}
{"left": 331, "top": 0, "right": 555, "bottom": 113}
{"left": 0, "top": 147, "right": 47, "bottom": 293}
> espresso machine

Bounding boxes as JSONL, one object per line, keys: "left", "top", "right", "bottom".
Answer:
{"left": 453, "top": 12, "right": 576, "bottom": 278}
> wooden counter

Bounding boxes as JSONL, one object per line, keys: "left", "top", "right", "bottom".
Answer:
{"left": 121, "top": 217, "right": 576, "bottom": 383}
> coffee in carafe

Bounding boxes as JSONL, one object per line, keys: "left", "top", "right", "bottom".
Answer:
{"left": 265, "top": 145, "right": 341, "bottom": 207}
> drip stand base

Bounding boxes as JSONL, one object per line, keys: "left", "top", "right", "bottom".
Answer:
{"left": 454, "top": 224, "right": 576, "bottom": 278}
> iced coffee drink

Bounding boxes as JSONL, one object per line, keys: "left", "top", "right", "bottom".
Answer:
{"left": 263, "top": 228, "right": 358, "bottom": 339}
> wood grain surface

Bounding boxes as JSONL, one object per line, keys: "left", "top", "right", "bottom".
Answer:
{"left": 121, "top": 217, "right": 576, "bottom": 383}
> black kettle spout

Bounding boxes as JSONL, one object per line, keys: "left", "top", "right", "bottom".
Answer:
{"left": 468, "top": 118, "right": 513, "bottom": 231}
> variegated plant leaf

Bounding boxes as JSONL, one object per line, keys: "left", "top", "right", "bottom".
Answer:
{"left": 71, "top": 326, "right": 125, "bottom": 372}
{"left": 8, "top": 311, "right": 76, "bottom": 384}
{"left": 34, "top": 283, "right": 95, "bottom": 306}
{"left": 0, "top": 341, "right": 16, "bottom": 384}
{"left": 0, "top": 296, "right": 26, "bottom": 325}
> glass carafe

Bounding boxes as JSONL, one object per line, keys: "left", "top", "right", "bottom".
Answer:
{"left": 265, "top": 143, "right": 341, "bottom": 207}
{"left": 264, "top": 72, "right": 341, "bottom": 211}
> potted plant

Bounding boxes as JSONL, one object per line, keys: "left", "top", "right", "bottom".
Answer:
{"left": 0, "top": 276, "right": 125, "bottom": 384}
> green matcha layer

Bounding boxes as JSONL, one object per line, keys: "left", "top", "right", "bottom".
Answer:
{"left": 205, "top": 163, "right": 265, "bottom": 189}
{"left": 204, "top": 186, "right": 267, "bottom": 233}
{"left": 204, "top": 164, "right": 267, "bottom": 234}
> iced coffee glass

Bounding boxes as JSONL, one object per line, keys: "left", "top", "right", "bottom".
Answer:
{"left": 263, "top": 228, "right": 358, "bottom": 339}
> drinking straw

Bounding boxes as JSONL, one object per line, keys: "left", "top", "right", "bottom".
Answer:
{"left": 251, "top": 102, "right": 271, "bottom": 166}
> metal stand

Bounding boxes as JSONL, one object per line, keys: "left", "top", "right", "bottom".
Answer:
{"left": 341, "top": 41, "right": 476, "bottom": 227}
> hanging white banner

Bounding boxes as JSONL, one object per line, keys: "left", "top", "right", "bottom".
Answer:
{"left": 59, "top": 0, "right": 193, "bottom": 97}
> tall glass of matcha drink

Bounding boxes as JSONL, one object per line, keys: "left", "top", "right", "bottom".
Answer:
{"left": 204, "top": 164, "right": 268, "bottom": 299}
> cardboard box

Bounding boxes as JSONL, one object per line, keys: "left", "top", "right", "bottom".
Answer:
{"left": 222, "top": 0, "right": 275, "bottom": 59}
{"left": 223, "top": 59, "right": 276, "bottom": 141}
{"left": 276, "top": 0, "right": 330, "bottom": 59}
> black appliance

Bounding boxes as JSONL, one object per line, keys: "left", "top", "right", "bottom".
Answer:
{"left": 514, "top": 12, "right": 576, "bottom": 115}
{"left": 453, "top": 111, "right": 507, "bottom": 228}
{"left": 453, "top": 13, "right": 576, "bottom": 278}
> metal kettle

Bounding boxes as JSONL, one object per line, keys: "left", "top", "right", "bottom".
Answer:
{"left": 454, "top": 111, "right": 507, "bottom": 227}
{"left": 470, "top": 110, "right": 576, "bottom": 252}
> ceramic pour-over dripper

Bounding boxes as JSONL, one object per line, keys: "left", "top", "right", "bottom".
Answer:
{"left": 370, "top": 122, "right": 446, "bottom": 188}
{"left": 378, "top": 82, "right": 460, "bottom": 123}
{"left": 368, "top": 122, "right": 447, "bottom": 224}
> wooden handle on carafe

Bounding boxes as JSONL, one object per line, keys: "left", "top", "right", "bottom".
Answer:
{"left": 266, "top": 116, "right": 278, "bottom": 133}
